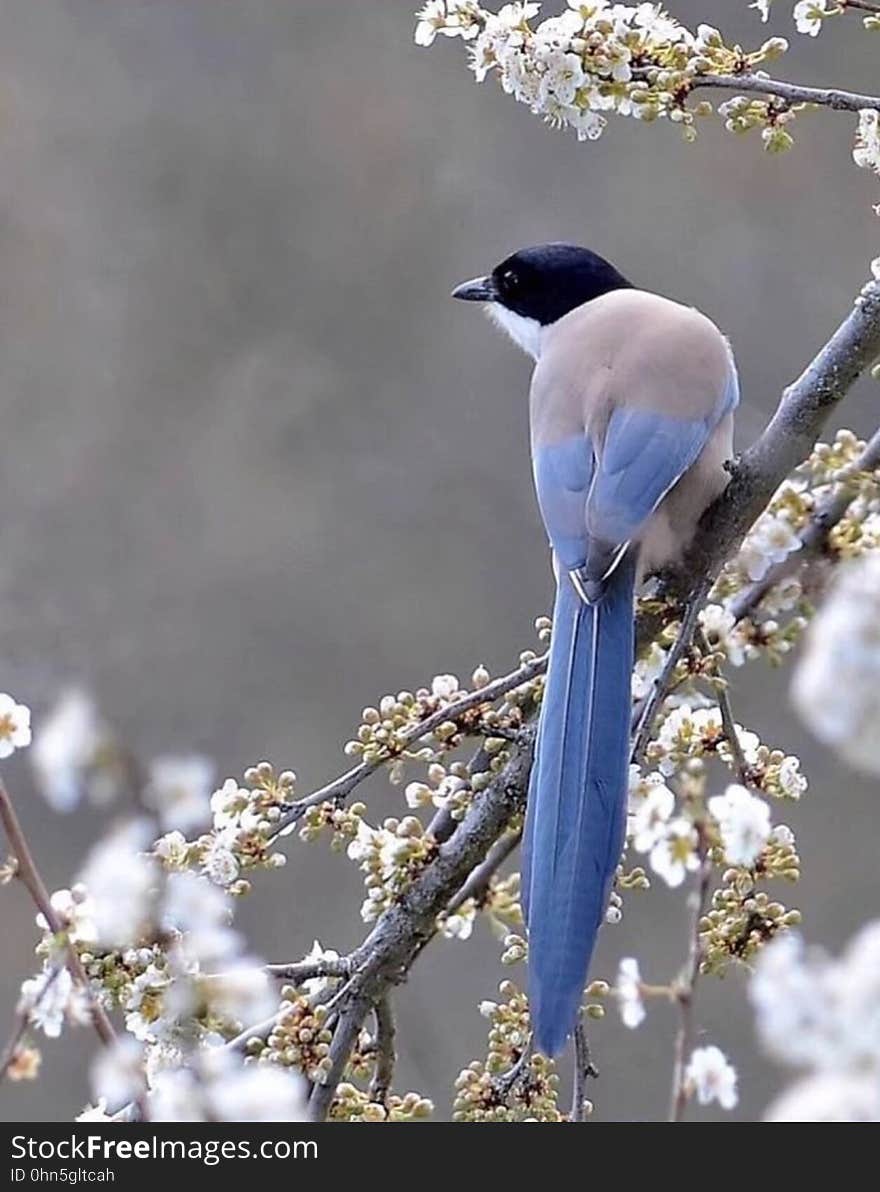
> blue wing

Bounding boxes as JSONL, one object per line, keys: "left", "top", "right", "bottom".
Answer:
{"left": 534, "top": 366, "right": 739, "bottom": 575}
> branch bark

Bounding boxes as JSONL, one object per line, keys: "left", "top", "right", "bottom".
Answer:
{"left": 690, "top": 72, "right": 880, "bottom": 114}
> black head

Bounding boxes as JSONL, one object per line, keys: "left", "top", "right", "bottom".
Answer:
{"left": 452, "top": 242, "right": 632, "bottom": 326}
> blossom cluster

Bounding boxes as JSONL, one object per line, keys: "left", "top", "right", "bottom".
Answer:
{"left": 454, "top": 980, "right": 564, "bottom": 1120}
{"left": 416, "top": 2, "right": 790, "bottom": 146}
{"left": 751, "top": 924, "right": 880, "bottom": 1120}
{"left": 710, "top": 429, "right": 880, "bottom": 662}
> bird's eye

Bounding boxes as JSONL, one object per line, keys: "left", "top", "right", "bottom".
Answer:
{"left": 501, "top": 269, "right": 519, "bottom": 291}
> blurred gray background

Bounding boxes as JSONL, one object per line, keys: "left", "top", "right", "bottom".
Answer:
{"left": 0, "top": 0, "right": 877, "bottom": 1123}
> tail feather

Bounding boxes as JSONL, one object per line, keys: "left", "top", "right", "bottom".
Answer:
{"left": 523, "top": 555, "right": 635, "bottom": 1057}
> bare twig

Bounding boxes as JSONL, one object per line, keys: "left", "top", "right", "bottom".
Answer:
{"left": 368, "top": 997, "right": 396, "bottom": 1104}
{"left": 446, "top": 826, "right": 522, "bottom": 915}
{"left": 263, "top": 956, "right": 352, "bottom": 983}
{"left": 631, "top": 582, "right": 710, "bottom": 765}
{"left": 689, "top": 72, "right": 880, "bottom": 114}
{"left": 696, "top": 629, "right": 750, "bottom": 785}
{"left": 571, "top": 1016, "right": 598, "bottom": 1123}
{"left": 669, "top": 851, "right": 712, "bottom": 1123}
{"left": 0, "top": 785, "right": 116, "bottom": 1051}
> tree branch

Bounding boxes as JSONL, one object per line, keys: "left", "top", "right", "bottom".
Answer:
{"left": 689, "top": 71, "right": 880, "bottom": 114}
{"left": 368, "top": 997, "right": 396, "bottom": 1105}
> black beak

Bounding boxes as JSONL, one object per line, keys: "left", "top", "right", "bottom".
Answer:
{"left": 451, "top": 275, "right": 495, "bottom": 302}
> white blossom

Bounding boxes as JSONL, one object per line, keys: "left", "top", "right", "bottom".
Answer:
{"left": 91, "top": 1037, "right": 145, "bottom": 1109}
{"left": 124, "top": 965, "right": 172, "bottom": 1042}
{"left": 415, "top": 1, "right": 476, "bottom": 47}
{"left": 431, "top": 673, "right": 462, "bottom": 699}
{"left": 752, "top": 925, "right": 880, "bottom": 1077}
{"left": 629, "top": 778, "right": 674, "bottom": 853}
{"left": 0, "top": 692, "right": 31, "bottom": 760}
{"left": 36, "top": 886, "right": 97, "bottom": 949}
{"left": 792, "top": 553, "right": 880, "bottom": 774}
{"left": 146, "top": 754, "right": 214, "bottom": 833}
{"left": 649, "top": 817, "right": 699, "bottom": 887}
{"left": 685, "top": 1045, "right": 738, "bottom": 1110}
{"left": 201, "top": 836, "right": 240, "bottom": 888}
{"left": 793, "top": 1, "right": 836, "bottom": 37}
{"left": 765, "top": 1073, "right": 880, "bottom": 1122}
{"left": 30, "top": 689, "right": 112, "bottom": 812}
{"left": 206, "top": 1060, "right": 307, "bottom": 1122}
{"left": 153, "top": 830, "right": 190, "bottom": 869}
{"left": 751, "top": 0, "right": 772, "bottom": 21}
{"left": 776, "top": 755, "right": 807, "bottom": 799}
{"left": 631, "top": 641, "right": 666, "bottom": 700}
{"left": 76, "top": 1099, "right": 114, "bottom": 1123}
{"left": 162, "top": 871, "right": 237, "bottom": 964}
{"left": 439, "top": 902, "right": 476, "bottom": 939}
{"left": 147, "top": 1067, "right": 204, "bottom": 1122}
{"left": 203, "top": 962, "right": 276, "bottom": 1028}
{"left": 708, "top": 784, "right": 772, "bottom": 867}
{"left": 854, "top": 110, "right": 880, "bottom": 174}
{"left": 300, "top": 940, "right": 343, "bottom": 998}
{"left": 18, "top": 966, "right": 73, "bottom": 1039}
{"left": 737, "top": 511, "right": 801, "bottom": 581}
{"left": 210, "top": 777, "right": 247, "bottom": 829}
{"left": 78, "top": 820, "right": 156, "bottom": 949}
{"left": 616, "top": 957, "right": 646, "bottom": 1029}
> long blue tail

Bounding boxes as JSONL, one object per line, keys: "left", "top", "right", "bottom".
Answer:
{"left": 522, "top": 554, "right": 636, "bottom": 1057}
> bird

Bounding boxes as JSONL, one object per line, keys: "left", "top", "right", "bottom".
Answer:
{"left": 452, "top": 243, "right": 738, "bottom": 1057}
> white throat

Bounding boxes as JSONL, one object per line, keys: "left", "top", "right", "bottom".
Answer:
{"left": 485, "top": 303, "right": 543, "bottom": 361}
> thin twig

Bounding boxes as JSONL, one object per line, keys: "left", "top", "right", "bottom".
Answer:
{"left": 263, "top": 956, "right": 352, "bottom": 983}
{"left": 368, "top": 997, "right": 396, "bottom": 1105}
{"left": 571, "top": 1015, "right": 599, "bottom": 1123}
{"left": 690, "top": 72, "right": 880, "bottom": 114}
{"left": 631, "top": 582, "right": 709, "bottom": 765}
{"left": 696, "top": 628, "right": 750, "bottom": 784}
{"left": 669, "top": 851, "right": 712, "bottom": 1123}
{"left": 0, "top": 784, "right": 116, "bottom": 1051}
{"left": 446, "top": 827, "right": 522, "bottom": 914}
